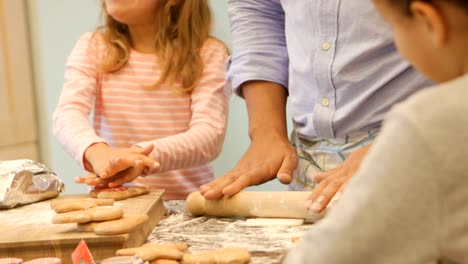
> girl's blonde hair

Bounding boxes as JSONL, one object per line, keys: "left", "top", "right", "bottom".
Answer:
{"left": 94, "top": 0, "right": 212, "bottom": 93}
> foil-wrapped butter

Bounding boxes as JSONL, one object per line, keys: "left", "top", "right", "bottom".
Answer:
{"left": 0, "top": 159, "right": 64, "bottom": 209}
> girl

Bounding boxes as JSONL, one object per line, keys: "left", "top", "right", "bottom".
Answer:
{"left": 53, "top": 0, "right": 230, "bottom": 200}
{"left": 284, "top": 0, "right": 468, "bottom": 263}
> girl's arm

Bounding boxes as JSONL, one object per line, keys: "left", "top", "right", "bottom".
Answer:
{"left": 136, "top": 39, "right": 230, "bottom": 173}
{"left": 53, "top": 33, "right": 106, "bottom": 170}
{"left": 54, "top": 33, "right": 158, "bottom": 178}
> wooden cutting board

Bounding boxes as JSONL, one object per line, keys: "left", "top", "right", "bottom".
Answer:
{"left": 0, "top": 190, "right": 165, "bottom": 263}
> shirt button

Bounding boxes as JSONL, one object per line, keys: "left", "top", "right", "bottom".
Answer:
{"left": 321, "top": 97, "right": 330, "bottom": 107}
{"left": 322, "top": 42, "right": 331, "bottom": 51}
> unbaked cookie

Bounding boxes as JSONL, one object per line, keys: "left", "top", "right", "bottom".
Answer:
{"left": 150, "top": 260, "right": 179, "bottom": 264}
{"left": 77, "top": 215, "right": 149, "bottom": 235}
{"left": 181, "top": 248, "right": 251, "bottom": 264}
{"left": 90, "top": 186, "right": 150, "bottom": 201}
{"left": 23, "top": 258, "right": 62, "bottom": 264}
{"left": 50, "top": 198, "right": 114, "bottom": 213}
{"left": 116, "top": 243, "right": 188, "bottom": 262}
{"left": 51, "top": 206, "right": 124, "bottom": 224}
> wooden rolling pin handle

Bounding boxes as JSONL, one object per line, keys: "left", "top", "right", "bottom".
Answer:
{"left": 186, "top": 191, "right": 316, "bottom": 219}
{"left": 186, "top": 191, "right": 206, "bottom": 216}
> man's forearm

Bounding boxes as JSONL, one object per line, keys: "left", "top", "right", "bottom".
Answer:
{"left": 242, "top": 81, "right": 289, "bottom": 141}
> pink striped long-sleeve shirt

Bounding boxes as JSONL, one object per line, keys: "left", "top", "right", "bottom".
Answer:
{"left": 53, "top": 32, "right": 230, "bottom": 200}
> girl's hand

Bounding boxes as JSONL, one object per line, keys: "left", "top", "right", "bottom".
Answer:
{"left": 84, "top": 143, "right": 159, "bottom": 178}
{"left": 76, "top": 160, "right": 148, "bottom": 188}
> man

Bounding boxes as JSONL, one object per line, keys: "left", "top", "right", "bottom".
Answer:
{"left": 200, "top": 0, "right": 431, "bottom": 212}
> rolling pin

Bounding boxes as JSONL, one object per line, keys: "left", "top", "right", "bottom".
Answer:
{"left": 186, "top": 191, "right": 325, "bottom": 220}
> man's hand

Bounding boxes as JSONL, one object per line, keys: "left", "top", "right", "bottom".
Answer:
{"left": 305, "top": 144, "right": 372, "bottom": 212}
{"left": 201, "top": 80, "right": 291, "bottom": 199}
{"left": 200, "top": 134, "right": 298, "bottom": 199}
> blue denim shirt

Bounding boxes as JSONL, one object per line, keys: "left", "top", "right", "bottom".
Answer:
{"left": 227, "top": 0, "right": 432, "bottom": 139}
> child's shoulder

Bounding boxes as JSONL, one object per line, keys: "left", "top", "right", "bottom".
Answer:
{"left": 390, "top": 75, "right": 468, "bottom": 135}
{"left": 389, "top": 75, "right": 468, "bottom": 177}
{"left": 74, "top": 32, "right": 106, "bottom": 48}
{"left": 397, "top": 75, "right": 468, "bottom": 114}
{"left": 69, "top": 32, "right": 108, "bottom": 61}
{"left": 200, "top": 37, "right": 229, "bottom": 56}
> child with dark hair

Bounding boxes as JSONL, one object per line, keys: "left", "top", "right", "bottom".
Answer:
{"left": 284, "top": 0, "right": 468, "bottom": 263}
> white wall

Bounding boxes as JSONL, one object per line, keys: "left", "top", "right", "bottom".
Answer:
{"left": 27, "top": 0, "right": 286, "bottom": 194}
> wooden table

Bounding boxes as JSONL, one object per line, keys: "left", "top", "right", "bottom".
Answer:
{"left": 0, "top": 195, "right": 312, "bottom": 264}
{"left": 0, "top": 191, "right": 165, "bottom": 263}
{"left": 150, "top": 201, "right": 313, "bottom": 264}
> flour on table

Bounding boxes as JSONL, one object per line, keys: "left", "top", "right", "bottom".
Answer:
{"left": 240, "top": 218, "right": 304, "bottom": 227}
{"left": 148, "top": 201, "right": 313, "bottom": 264}
{"left": 0, "top": 202, "right": 54, "bottom": 226}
